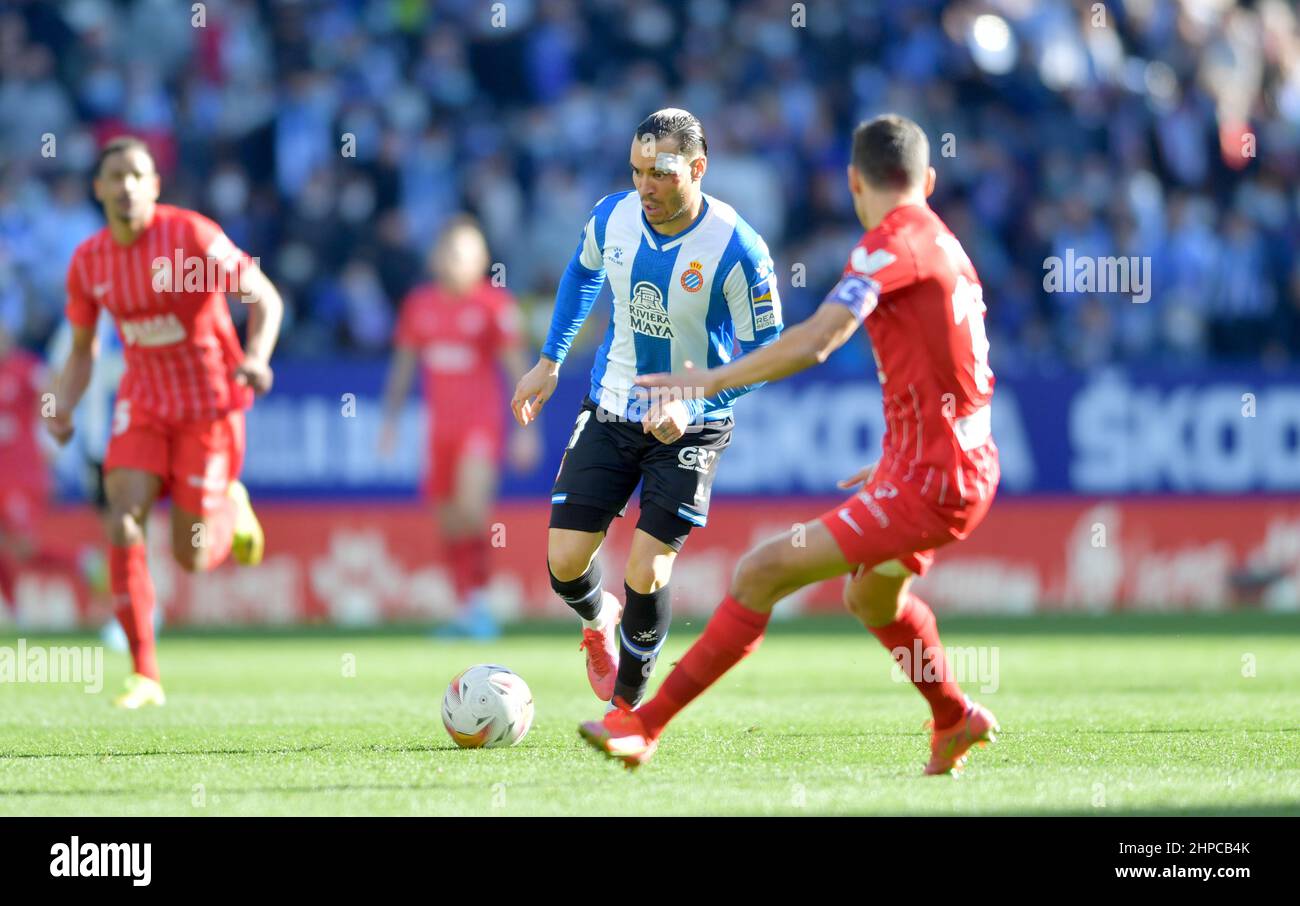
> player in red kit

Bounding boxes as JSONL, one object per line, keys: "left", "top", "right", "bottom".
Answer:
{"left": 580, "top": 115, "right": 1001, "bottom": 774}
{"left": 379, "top": 216, "right": 539, "bottom": 638}
{"left": 0, "top": 323, "right": 90, "bottom": 619}
{"left": 48, "top": 136, "right": 283, "bottom": 708}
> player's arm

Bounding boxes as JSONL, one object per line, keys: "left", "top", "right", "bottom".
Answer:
{"left": 233, "top": 263, "right": 283, "bottom": 394}
{"left": 47, "top": 324, "right": 98, "bottom": 446}
{"left": 377, "top": 345, "right": 418, "bottom": 457}
{"left": 639, "top": 276, "right": 870, "bottom": 399}
{"left": 703, "top": 301, "right": 861, "bottom": 395}
{"left": 49, "top": 253, "right": 102, "bottom": 446}
{"left": 686, "top": 253, "right": 786, "bottom": 419}
{"left": 499, "top": 333, "right": 543, "bottom": 471}
{"left": 511, "top": 213, "right": 607, "bottom": 427}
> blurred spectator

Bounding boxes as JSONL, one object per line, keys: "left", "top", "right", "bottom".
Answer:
{"left": 0, "top": 0, "right": 1297, "bottom": 371}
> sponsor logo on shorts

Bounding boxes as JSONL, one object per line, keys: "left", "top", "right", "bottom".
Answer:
{"left": 836, "top": 507, "right": 864, "bottom": 537}
{"left": 857, "top": 492, "right": 890, "bottom": 528}
{"left": 186, "top": 453, "right": 230, "bottom": 491}
{"left": 677, "top": 446, "right": 717, "bottom": 473}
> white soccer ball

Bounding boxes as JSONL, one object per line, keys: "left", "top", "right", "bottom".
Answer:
{"left": 441, "top": 664, "right": 535, "bottom": 748}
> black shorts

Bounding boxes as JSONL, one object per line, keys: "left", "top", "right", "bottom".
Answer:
{"left": 549, "top": 398, "right": 733, "bottom": 550}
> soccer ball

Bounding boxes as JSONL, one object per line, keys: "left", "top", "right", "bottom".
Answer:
{"left": 441, "top": 664, "right": 535, "bottom": 748}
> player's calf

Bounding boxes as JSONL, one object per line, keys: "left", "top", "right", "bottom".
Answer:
{"left": 171, "top": 513, "right": 227, "bottom": 573}
{"left": 612, "top": 581, "right": 670, "bottom": 708}
{"left": 171, "top": 532, "right": 210, "bottom": 573}
{"left": 550, "top": 553, "right": 621, "bottom": 700}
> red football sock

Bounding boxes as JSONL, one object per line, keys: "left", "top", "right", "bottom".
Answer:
{"left": 446, "top": 536, "right": 489, "bottom": 601}
{"left": 0, "top": 556, "right": 15, "bottom": 614}
{"left": 110, "top": 543, "right": 159, "bottom": 681}
{"left": 869, "top": 594, "right": 965, "bottom": 730}
{"left": 637, "top": 595, "right": 770, "bottom": 738}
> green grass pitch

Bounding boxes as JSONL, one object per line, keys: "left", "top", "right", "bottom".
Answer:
{"left": 1, "top": 614, "right": 1297, "bottom": 816}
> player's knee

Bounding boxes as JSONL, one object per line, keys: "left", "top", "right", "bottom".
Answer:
{"left": 844, "top": 573, "right": 908, "bottom": 626}
{"left": 547, "top": 536, "right": 596, "bottom": 582}
{"left": 729, "top": 540, "right": 787, "bottom": 604}
{"left": 624, "top": 556, "right": 669, "bottom": 595}
{"left": 842, "top": 583, "right": 870, "bottom": 621}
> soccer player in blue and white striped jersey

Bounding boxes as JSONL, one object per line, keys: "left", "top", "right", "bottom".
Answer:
{"left": 511, "top": 109, "right": 783, "bottom": 710}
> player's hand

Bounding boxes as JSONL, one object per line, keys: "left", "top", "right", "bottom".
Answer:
{"left": 634, "top": 360, "right": 720, "bottom": 400}
{"left": 508, "top": 427, "right": 541, "bottom": 472}
{"left": 642, "top": 398, "right": 690, "bottom": 445}
{"left": 511, "top": 358, "right": 560, "bottom": 427}
{"left": 45, "top": 410, "right": 75, "bottom": 447}
{"left": 838, "top": 462, "right": 878, "bottom": 491}
{"left": 234, "top": 357, "right": 274, "bottom": 395}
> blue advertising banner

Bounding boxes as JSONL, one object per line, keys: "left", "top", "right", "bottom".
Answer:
{"left": 48, "top": 357, "right": 1300, "bottom": 501}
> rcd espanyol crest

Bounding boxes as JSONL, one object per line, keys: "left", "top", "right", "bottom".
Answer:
{"left": 680, "top": 260, "right": 704, "bottom": 293}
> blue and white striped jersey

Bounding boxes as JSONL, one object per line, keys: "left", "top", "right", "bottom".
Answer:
{"left": 541, "top": 190, "right": 783, "bottom": 422}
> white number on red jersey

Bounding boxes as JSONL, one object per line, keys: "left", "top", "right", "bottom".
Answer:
{"left": 935, "top": 235, "right": 992, "bottom": 395}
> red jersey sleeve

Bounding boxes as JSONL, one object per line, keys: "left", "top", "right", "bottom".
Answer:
{"left": 823, "top": 232, "right": 917, "bottom": 322}
{"left": 64, "top": 245, "right": 99, "bottom": 329}
{"left": 185, "top": 210, "right": 253, "bottom": 279}
{"left": 847, "top": 232, "right": 916, "bottom": 297}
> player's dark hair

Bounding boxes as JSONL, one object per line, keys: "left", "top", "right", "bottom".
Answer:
{"left": 851, "top": 114, "right": 929, "bottom": 190}
{"left": 94, "top": 135, "right": 154, "bottom": 177}
{"left": 634, "top": 109, "right": 708, "bottom": 158}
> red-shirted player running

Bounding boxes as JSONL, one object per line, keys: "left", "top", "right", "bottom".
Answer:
{"left": 379, "top": 217, "right": 539, "bottom": 638}
{"left": 48, "top": 136, "right": 284, "bottom": 708}
{"left": 0, "top": 324, "right": 90, "bottom": 619}
{"left": 580, "top": 115, "right": 1001, "bottom": 774}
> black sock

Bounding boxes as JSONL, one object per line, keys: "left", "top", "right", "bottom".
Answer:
{"left": 549, "top": 560, "right": 604, "bottom": 622}
{"left": 614, "top": 582, "right": 671, "bottom": 707}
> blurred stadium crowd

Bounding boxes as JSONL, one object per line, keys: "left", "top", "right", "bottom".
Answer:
{"left": 2, "top": 0, "right": 1300, "bottom": 373}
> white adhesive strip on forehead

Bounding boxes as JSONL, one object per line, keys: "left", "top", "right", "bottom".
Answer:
{"left": 654, "top": 152, "right": 686, "bottom": 174}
